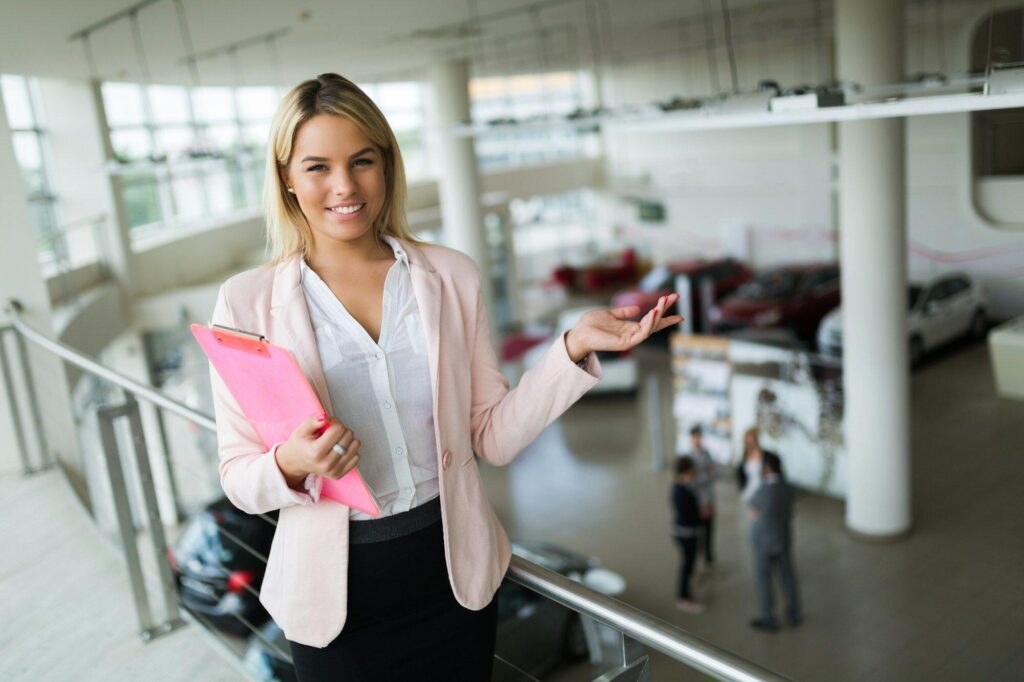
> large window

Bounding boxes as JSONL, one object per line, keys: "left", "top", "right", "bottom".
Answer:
{"left": 1, "top": 74, "right": 61, "bottom": 264}
{"left": 470, "top": 71, "right": 598, "bottom": 170}
{"left": 102, "top": 82, "right": 277, "bottom": 238}
{"left": 360, "top": 81, "right": 429, "bottom": 180}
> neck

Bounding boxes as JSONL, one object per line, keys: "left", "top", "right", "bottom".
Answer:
{"left": 307, "top": 232, "right": 392, "bottom": 273}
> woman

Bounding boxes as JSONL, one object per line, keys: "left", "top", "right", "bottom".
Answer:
{"left": 208, "top": 73, "right": 682, "bottom": 682}
{"left": 736, "top": 426, "right": 764, "bottom": 504}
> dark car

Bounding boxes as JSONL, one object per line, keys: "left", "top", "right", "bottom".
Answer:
{"left": 709, "top": 263, "right": 840, "bottom": 345}
{"left": 241, "top": 541, "right": 626, "bottom": 682}
{"left": 169, "top": 497, "right": 277, "bottom": 637}
{"left": 611, "top": 257, "right": 754, "bottom": 334}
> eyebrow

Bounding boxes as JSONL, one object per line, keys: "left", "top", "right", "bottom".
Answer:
{"left": 300, "top": 147, "right": 376, "bottom": 163}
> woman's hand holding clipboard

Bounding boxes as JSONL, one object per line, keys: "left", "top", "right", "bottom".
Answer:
{"left": 192, "top": 323, "right": 381, "bottom": 517}
{"left": 274, "top": 415, "right": 363, "bottom": 488}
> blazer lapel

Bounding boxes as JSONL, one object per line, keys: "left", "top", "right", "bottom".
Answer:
{"left": 403, "top": 240, "right": 442, "bottom": 405}
{"left": 270, "top": 256, "right": 335, "bottom": 416}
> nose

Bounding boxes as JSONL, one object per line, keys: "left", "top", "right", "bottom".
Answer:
{"left": 330, "top": 166, "right": 357, "bottom": 196}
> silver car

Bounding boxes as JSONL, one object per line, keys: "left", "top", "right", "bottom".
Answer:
{"left": 817, "top": 272, "right": 988, "bottom": 366}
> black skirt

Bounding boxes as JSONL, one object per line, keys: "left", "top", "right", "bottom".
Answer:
{"left": 287, "top": 499, "right": 498, "bottom": 682}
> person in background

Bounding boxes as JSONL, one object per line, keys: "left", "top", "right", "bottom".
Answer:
{"left": 736, "top": 426, "right": 764, "bottom": 505}
{"left": 747, "top": 452, "right": 801, "bottom": 632}
{"left": 689, "top": 425, "right": 716, "bottom": 569}
{"left": 671, "top": 456, "right": 704, "bottom": 614}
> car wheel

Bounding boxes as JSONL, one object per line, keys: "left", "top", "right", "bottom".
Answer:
{"left": 970, "top": 310, "right": 987, "bottom": 340}
{"left": 910, "top": 337, "right": 925, "bottom": 368}
{"left": 562, "top": 615, "right": 589, "bottom": 661}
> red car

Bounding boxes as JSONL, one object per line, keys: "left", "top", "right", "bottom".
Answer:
{"left": 709, "top": 263, "right": 840, "bottom": 343}
{"left": 611, "top": 257, "right": 754, "bottom": 333}
{"left": 552, "top": 248, "right": 640, "bottom": 293}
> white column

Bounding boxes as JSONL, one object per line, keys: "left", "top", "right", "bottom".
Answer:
{"left": 0, "top": 90, "right": 83, "bottom": 489}
{"left": 837, "top": 0, "right": 911, "bottom": 536}
{"left": 428, "top": 59, "right": 494, "bottom": 320}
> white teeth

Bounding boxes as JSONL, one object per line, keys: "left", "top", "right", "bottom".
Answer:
{"left": 329, "top": 204, "right": 364, "bottom": 215}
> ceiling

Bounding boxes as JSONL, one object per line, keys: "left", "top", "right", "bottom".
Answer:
{"left": 0, "top": 0, "right": 830, "bottom": 86}
{"left": 0, "top": 0, "right": 990, "bottom": 87}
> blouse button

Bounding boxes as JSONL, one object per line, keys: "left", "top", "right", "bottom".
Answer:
{"left": 442, "top": 449, "right": 452, "bottom": 471}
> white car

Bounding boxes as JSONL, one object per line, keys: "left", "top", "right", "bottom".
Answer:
{"left": 817, "top": 272, "right": 988, "bottom": 365}
{"left": 523, "top": 306, "right": 638, "bottom": 393}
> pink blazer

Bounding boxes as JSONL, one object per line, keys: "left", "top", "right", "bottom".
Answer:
{"left": 209, "top": 239, "right": 602, "bottom": 647}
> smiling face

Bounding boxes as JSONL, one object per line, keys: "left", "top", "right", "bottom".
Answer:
{"left": 282, "top": 114, "right": 386, "bottom": 252}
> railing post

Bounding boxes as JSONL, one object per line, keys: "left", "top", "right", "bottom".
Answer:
{"left": 593, "top": 633, "right": 651, "bottom": 682}
{"left": 12, "top": 323, "right": 52, "bottom": 468}
{"left": 0, "top": 327, "right": 36, "bottom": 475}
{"left": 124, "top": 394, "right": 185, "bottom": 636}
{"left": 97, "top": 402, "right": 156, "bottom": 639}
{"left": 98, "top": 397, "right": 184, "bottom": 642}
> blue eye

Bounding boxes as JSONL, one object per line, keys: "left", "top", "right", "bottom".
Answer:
{"left": 306, "top": 164, "right": 327, "bottom": 172}
{"left": 353, "top": 158, "right": 374, "bottom": 168}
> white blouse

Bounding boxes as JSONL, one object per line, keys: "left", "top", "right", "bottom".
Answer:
{"left": 299, "top": 236, "right": 439, "bottom": 519}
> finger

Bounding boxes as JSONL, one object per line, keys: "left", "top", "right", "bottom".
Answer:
{"left": 653, "top": 315, "right": 685, "bottom": 333}
{"left": 313, "top": 424, "right": 345, "bottom": 453}
{"left": 296, "top": 416, "right": 327, "bottom": 439}
{"left": 608, "top": 305, "right": 641, "bottom": 320}
{"left": 325, "top": 442, "right": 360, "bottom": 479}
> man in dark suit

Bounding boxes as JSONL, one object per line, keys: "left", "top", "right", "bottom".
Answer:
{"left": 747, "top": 452, "right": 801, "bottom": 632}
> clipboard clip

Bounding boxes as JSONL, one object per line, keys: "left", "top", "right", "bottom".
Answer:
{"left": 210, "top": 323, "right": 269, "bottom": 355}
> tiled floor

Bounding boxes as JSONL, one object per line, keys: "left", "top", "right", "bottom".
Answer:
{"left": 481, "top": 339, "right": 1024, "bottom": 681}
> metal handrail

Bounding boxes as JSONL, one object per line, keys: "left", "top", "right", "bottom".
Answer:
{"left": 3, "top": 298, "right": 788, "bottom": 682}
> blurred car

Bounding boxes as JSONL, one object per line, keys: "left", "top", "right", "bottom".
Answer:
{"left": 524, "top": 306, "right": 638, "bottom": 393}
{"left": 169, "top": 497, "right": 276, "bottom": 637}
{"left": 551, "top": 248, "right": 640, "bottom": 294}
{"left": 817, "top": 272, "right": 988, "bottom": 365}
{"left": 611, "top": 257, "right": 754, "bottom": 335}
{"left": 242, "top": 541, "right": 626, "bottom": 682}
{"left": 709, "top": 263, "right": 840, "bottom": 345}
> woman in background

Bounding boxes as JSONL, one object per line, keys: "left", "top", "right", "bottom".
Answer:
{"left": 736, "top": 426, "right": 764, "bottom": 504}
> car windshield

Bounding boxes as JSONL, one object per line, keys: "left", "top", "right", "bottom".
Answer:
{"left": 909, "top": 285, "right": 923, "bottom": 310}
{"left": 638, "top": 265, "right": 670, "bottom": 293}
{"left": 734, "top": 270, "right": 799, "bottom": 300}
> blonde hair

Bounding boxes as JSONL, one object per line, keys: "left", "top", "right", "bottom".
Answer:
{"left": 263, "top": 73, "right": 422, "bottom": 262}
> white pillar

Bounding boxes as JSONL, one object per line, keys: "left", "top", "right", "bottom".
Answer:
{"left": 428, "top": 59, "right": 495, "bottom": 321}
{"left": 837, "top": 0, "right": 911, "bottom": 536}
{"left": 0, "top": 90, "right": 83, "bottom": 492}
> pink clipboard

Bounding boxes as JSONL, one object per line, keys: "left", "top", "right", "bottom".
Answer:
{"left": 191, "top": 323, "right": 381, "bottom": 517}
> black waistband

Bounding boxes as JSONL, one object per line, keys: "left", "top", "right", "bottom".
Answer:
{"left": 349, "top": 497, "right": 442, "bottom": 545}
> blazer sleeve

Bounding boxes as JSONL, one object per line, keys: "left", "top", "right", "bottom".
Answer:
{"left": 467, "top": 271, "right": 603, "bottom": 466}
{"left": 209, "top": 285, "right": 318, "bottom": 514}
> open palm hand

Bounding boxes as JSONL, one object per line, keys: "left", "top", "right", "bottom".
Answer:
{"left": 565, "top": 293, "right": 684, "bottom": 361}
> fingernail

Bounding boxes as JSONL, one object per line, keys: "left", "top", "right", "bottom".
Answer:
{"left": 317, "top": 414, "right": 326, "bottom": 422}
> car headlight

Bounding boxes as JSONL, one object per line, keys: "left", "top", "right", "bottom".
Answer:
{"left": 754, "top": 308, "right": 781, "bottom": 326}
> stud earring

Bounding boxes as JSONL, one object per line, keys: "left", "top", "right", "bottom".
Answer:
{"left": 287, "top": 186, "right": 295, "bottom": 194}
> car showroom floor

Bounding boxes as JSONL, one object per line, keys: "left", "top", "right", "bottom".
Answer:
{"left": 482, "top": 338, "right": 1024, "bottom": 681}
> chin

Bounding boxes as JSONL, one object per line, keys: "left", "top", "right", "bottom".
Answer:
{"left": 312, "top": 220, "right": 376, "bottom": 244}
